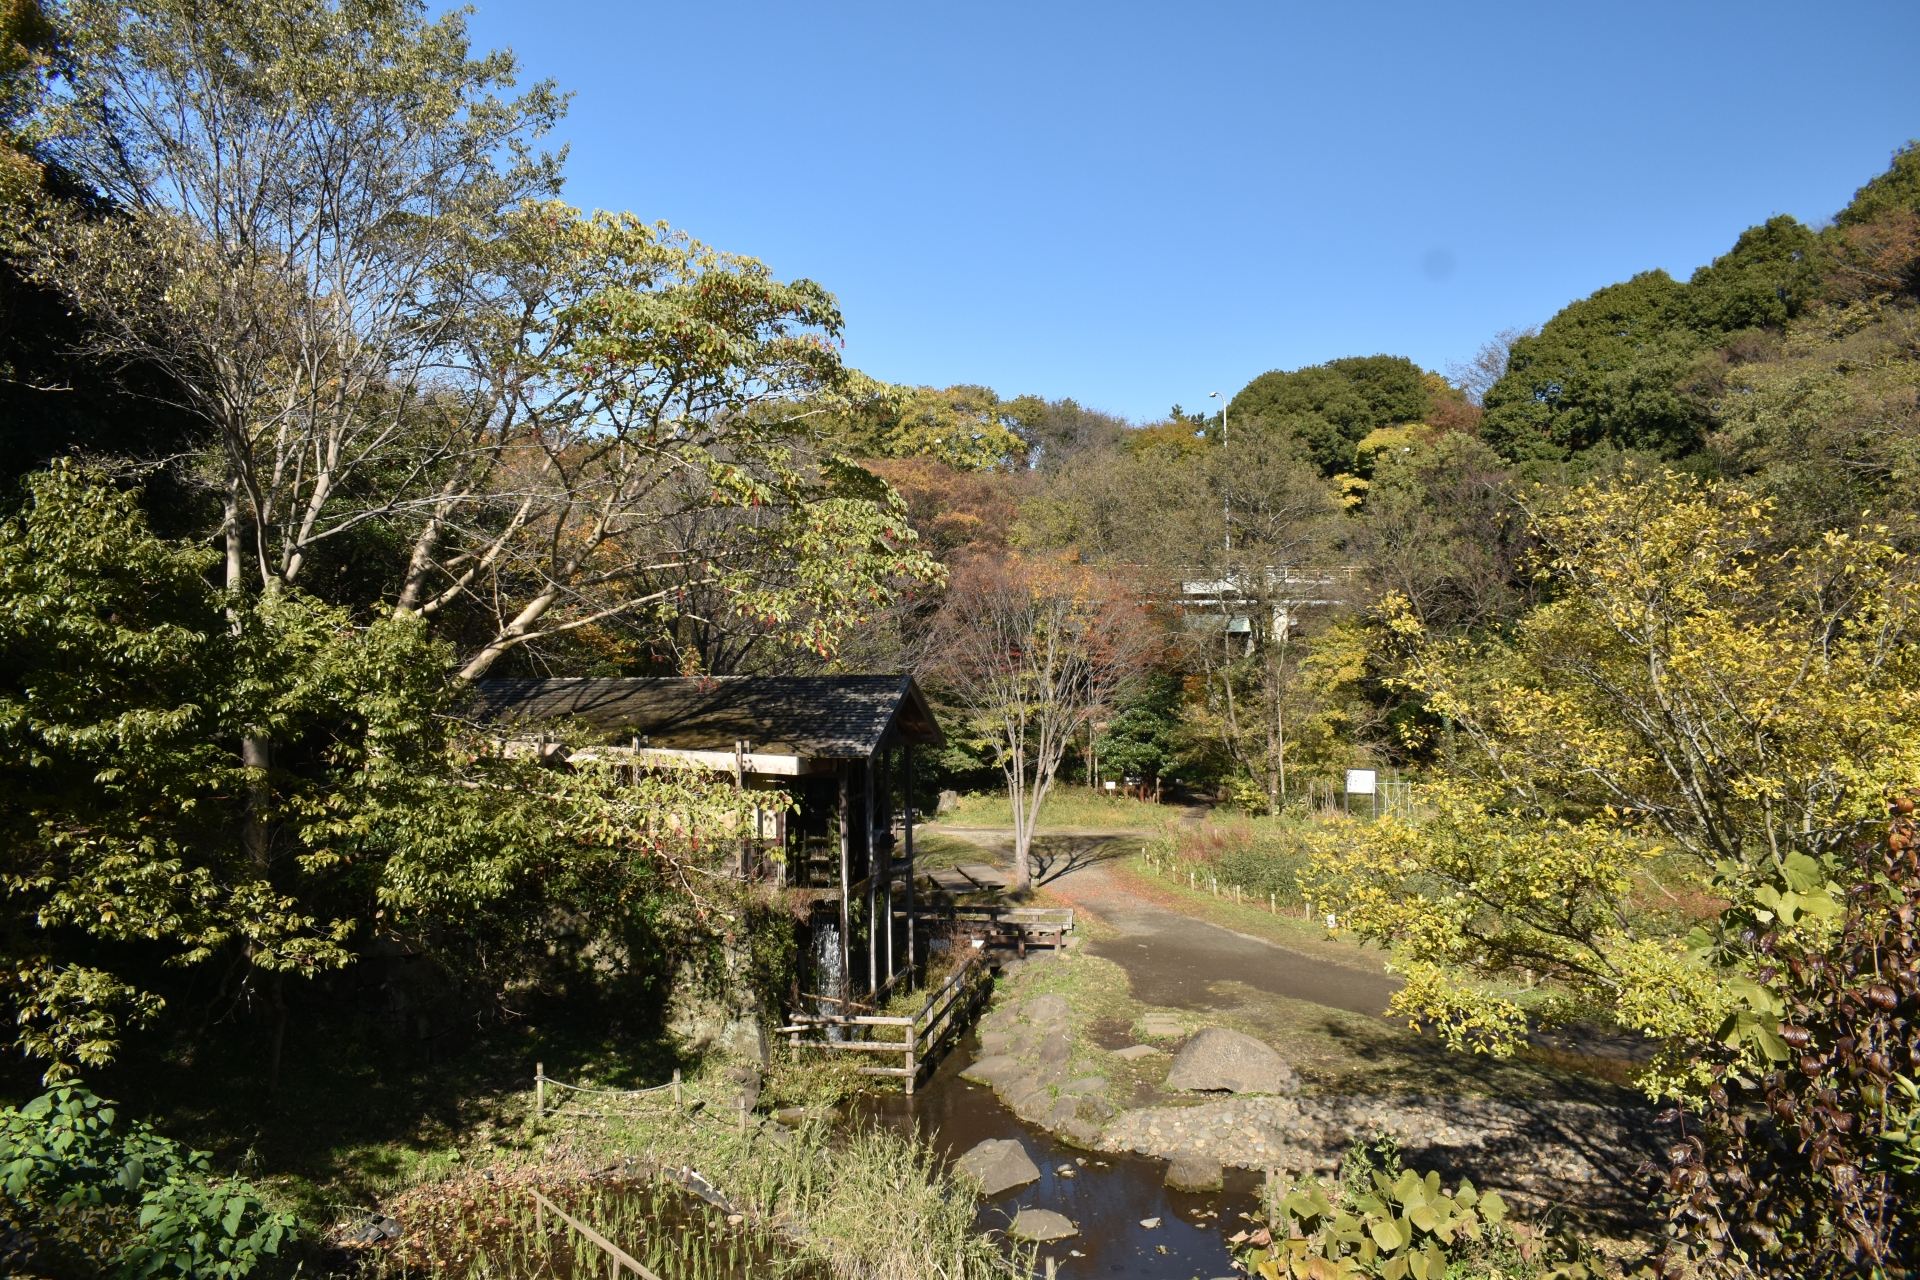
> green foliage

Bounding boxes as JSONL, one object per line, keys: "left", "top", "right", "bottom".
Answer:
{"left": 1481, "top": 270, "right": 1707, "bottom": 461}
{"left": 1835, "top": 139, "right": 1920, "bottom": 228}
{"left": 1093, "top": 672, "right": 1183, "bottom": 782}
{"left": 1242, "top": 1162, "right": 1509, "bottom": 1280}
{"left": 0, "top": 462, "right": 778, "bottom": 1079}
{"left": 1228, "top": 355, "right": 1432, "bottom": 475}
{"left": 0, "top": 1084, "right": 294, "bottom": 1278}
{"left": 1655, "top": 803, "right": 1920, "bottom": 1277}
{"left": 823, "top": 380, "right": 1031, "bottom": 470}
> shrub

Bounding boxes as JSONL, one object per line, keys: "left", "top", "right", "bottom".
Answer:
{"left": 1654, "top": 797, "right": 1920, "bottom": 1276}
{"left": 0, "top": 1085, "right": 294, "bottom": 1278}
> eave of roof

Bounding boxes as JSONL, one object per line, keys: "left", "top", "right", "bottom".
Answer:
{"left": 468, "top": 675, "right": 945, "bottom": 758}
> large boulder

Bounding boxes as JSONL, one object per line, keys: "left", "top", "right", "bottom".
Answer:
{"left": 955, "top": 1139, "right": 1040, "bottom": 1196}
{"left": 1164, "top": 1027, "right": 1300, "bottom": 1095}
{"left": 1009, "top": 1208, "right": 1078, "bottom": 1241}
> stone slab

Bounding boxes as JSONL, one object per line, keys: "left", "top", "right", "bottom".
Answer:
{"left": 1009, "top": 1208, "right": 1078, "bottom": 1241}
{"left": 1166, "top": 1154, "right": 1225, "bottom": 1192}
{"left": 960, "top": 1054, "right": 1024, "bottom": 1085}
{"left": 955, "top": 1138, "right": 1040, "bottom": 1196}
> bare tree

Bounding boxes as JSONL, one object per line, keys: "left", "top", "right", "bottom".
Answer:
{"left": 1446, "top": 325, "right": 1538, "bottom": 406}
{"left": 931, "top": 556, "right": 1153, "bottom": 891}
{"left": 37, "top": 0, "right": 566, "bottom": 598}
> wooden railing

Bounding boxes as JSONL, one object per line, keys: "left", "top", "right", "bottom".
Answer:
{"left": 917, "top": 905, "right": 1074, "bottom": 957}
{"left": 776, "top": 957, "right": 992, "bottom": 1096}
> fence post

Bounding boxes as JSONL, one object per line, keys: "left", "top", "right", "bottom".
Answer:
{"left": 672, "top": 1067, "right": 682, "bottom": 1109}
{"left": 535, "top": 1063, "right": 544, "bottom": 1120}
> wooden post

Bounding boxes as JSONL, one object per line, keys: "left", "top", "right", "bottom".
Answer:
{"left": 534, "top": 1062, "right": 544, "bottom": 1120}
{"left": 903, "top": 742, "right": 916, "bottom": 992}
{"left": 905, "top": 1024, "right": 917, "bottom": 1098}
{"left": 671, "top": 1067, "right": 681, "bottom": 1108}
{"left": 866, "top": 755, "right": 878, "bottom": 996}
{"left": 838, "top": 763, "right": 852, "bottom": 1015}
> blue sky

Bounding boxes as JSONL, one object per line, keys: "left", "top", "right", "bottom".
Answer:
{"left": 462, "top": 1, "right": 1920, "bottom": 423}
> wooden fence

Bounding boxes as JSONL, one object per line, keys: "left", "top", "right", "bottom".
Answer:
{"left": 776, "top": 956, "right": 992, "bottom": 1095}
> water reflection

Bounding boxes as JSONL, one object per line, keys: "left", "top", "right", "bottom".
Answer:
{"left": 858, "top": 1031, "right": 1259, "bottom": 1277}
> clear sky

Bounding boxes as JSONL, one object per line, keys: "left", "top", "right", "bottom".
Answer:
{"left": 461, "top": 1, "right": 1920, "bottom": 423}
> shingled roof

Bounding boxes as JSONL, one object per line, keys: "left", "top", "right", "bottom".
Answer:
{"left": 468, "top": 676, "right": 943, "bottom": 759}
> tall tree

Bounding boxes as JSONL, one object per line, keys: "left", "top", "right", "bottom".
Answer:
{"left": 930, "top": 556, "right": 1151, "bottom": 891}
{"left": 1227, "top": 355, "right": 1431, "bottom": 476}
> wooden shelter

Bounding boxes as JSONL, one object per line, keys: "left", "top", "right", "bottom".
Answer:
{"left": 471, "top": 676, "right": 944, "bottom": 1006}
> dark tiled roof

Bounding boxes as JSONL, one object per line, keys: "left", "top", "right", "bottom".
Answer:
{"left": 467, "top": 676, "right": 943, "bottom": 758}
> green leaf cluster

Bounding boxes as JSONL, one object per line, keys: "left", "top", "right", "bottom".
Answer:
{"left": 1227, "top": 355, "right": 1432, "bottom": 476}
{"left": 1244, "top": 1166, "right": 1507, "bottom": 1280}
{"left": 0, "top": 1084, "right": 294, "bottom": 1278}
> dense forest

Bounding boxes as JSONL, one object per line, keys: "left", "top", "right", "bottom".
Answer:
{"left": 1, "top": 0, "right": 1918, "bottom": 1276}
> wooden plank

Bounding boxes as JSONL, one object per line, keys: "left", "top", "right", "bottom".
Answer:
{"left": 781, "top": 1040, "right": 911, "bottom": 1052}
{"left": 856, "top": 1066, "right": 914, "bottom": 1077}
{"left": 927, "top": 868, "right": 976, "bottom": 892}
{"left": 956, "top": 863, "right": 1009, "bottom": 888}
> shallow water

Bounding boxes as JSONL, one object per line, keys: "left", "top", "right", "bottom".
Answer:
{"left": 860, "top": 1031, "right": 1262, "bottom": 1279}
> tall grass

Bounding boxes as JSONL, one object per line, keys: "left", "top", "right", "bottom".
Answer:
{"left": 344, "top": 1058, "right": 1028, "bottom": 1280}
{"left": 1143, "top": 818, "right": 1316, "bottom": 910}
{"left": 348, "top": 1173, "right": 820, "bottom": 1278}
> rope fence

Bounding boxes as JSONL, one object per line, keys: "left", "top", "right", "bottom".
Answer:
{"left": 534, "top": 1064, "right": 691, "bottom": 1121}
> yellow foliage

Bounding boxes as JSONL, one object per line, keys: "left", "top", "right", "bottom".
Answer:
{"left": 1311, "top": 467, "right": 1920, "bottom": 1085}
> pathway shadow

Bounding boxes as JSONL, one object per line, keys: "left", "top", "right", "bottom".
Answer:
{"left": 1032, "top": 834, "right": 1136, "bottom": 886}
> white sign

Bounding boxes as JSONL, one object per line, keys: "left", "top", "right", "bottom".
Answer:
{"left": 1345, "top": 768, "right": 1378, "bottom": 795}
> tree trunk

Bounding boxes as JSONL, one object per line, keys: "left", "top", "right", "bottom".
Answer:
{"left": 266, "top": 971, "right": 287, "bottom": 1098}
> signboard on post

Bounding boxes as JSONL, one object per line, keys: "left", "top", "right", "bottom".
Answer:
{"left": 1345, "top": 769, "right": 1379, "bottom": 819}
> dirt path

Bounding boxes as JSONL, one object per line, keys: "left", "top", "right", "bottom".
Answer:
{"left": 933, "top": 827, "right": 1401, "bottom": 1020}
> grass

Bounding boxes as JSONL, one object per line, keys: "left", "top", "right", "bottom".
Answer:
{"left": 929, "top": 788, "right": 1175, "bottom": 831}
{"left": 326, "top": 1097, "right": 1024, "bottom": 1280}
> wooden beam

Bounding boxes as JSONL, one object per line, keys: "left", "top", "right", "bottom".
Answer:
{"left": 904, "top": 741, "right": 916, "bottom": 992}
{"left": 838, "top": 762, "right": 851, "bottom": 1011}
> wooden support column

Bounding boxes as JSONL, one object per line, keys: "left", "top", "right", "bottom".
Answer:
{"left": 865, "top": 755, "right": 878, "bottom": 996}
{"left": 838, "top": 762, "right": 851, "bottom": 1011}
{"left": 903, "top": 741, "right": 916, "bottom": 991}
{"left": 882, "top": 744, "right": 894, "bottom": 983}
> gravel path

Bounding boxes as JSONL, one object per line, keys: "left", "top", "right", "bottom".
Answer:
{"left": 938, "top": 826, "right": 1402, "bottom": 1017}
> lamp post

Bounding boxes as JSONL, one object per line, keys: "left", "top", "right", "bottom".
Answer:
{"left": 1209, "top": 390, "right": 1229, "bottom": 552}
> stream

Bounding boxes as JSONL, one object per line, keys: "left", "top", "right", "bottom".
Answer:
{"left": 860, "top": 1029, "right": 1262, "bottom": 1279}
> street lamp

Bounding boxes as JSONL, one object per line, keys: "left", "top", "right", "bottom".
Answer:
{"left": 1209, "top": 390, "right": 1229, "bottom": 551}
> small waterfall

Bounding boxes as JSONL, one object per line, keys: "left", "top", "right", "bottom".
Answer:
{"left": 811, "top": 917, "right": 845, "bottom": 1042}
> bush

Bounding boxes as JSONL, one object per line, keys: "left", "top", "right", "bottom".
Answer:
{"left": 1149, "top": 821, "right": 1315, "bottom": 907}
{"left": 1655, "top": 797, "right": 1920, "bottom": 1277}
{"left": 1234, "top": 1137, "right": 1596, "bottom": 1280}
{"left": 0, "top": 1085, "right": 295, "bottom": 1278}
